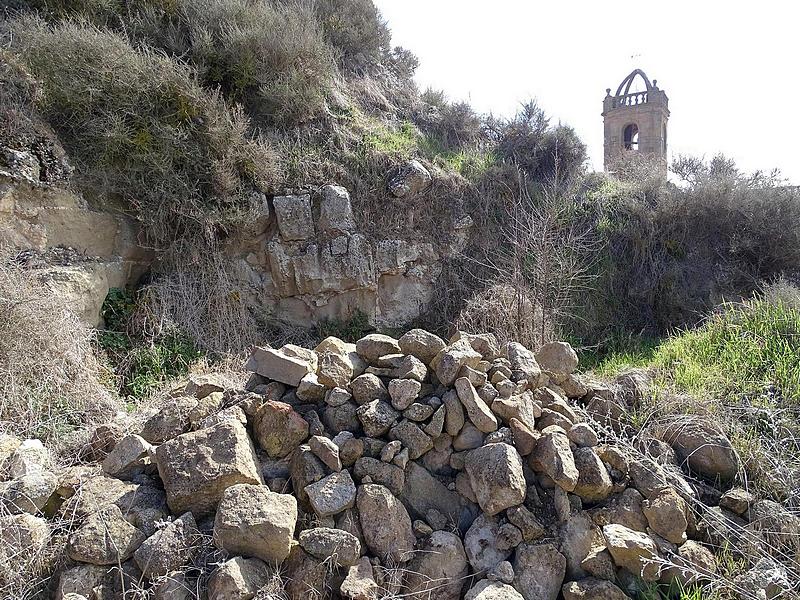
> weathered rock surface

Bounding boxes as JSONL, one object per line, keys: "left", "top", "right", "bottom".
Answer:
{"left": 299, "top": 527, "right": 361, "bottom": 567}
{"left": 602, "top": 523, "right": 661, "bottom": 582}
{"left": 465, "top": 443, "right": 526, "bottom": 515}
{"left": 657, "top": 418, "right": 738, "bottom": 482}
{"left": 356, "top": 484, "right": 415, "bottom": 563}
{"left": 465, "top": 513, "right": 512, "bottom": 572}
{"left": 155, "top": 420, "right": 262, "bottom": 517}
{"left": 208, "top": 556, "right": 272, "bottom": 600}
{"left": 67, "top": 504, "right": 146, "bottom": 565}
{"left": 513, "top": 542, "right": 566, "bottom": 600}
{"left": 405, "top": 531, "right": 468, "bottom": 600}
{"left": 246, "top": 346, "right": 314, "bottom": 386}
{"left": 213, "top": 484, "right": 297, "bottom": 564}
{"left": 306, "top": 470, "right": 357, "bottom": 517}
{"left": 134, "top": 512, "right": 200, "bottom": 579}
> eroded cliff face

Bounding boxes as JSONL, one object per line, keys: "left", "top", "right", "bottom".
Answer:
{"left": 0, "top": 172, "right": 151, "bottom": 327}
{"left": 222, "top": 182, "right": 473, "bottom": 328}
{"left": 3, "top": 161, "right": 471, "bottom": 330}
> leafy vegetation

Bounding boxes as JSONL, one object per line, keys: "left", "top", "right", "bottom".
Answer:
{"left": 316, "top": 310, "right": 373, "bottom": 342}
{"left": 97, "top": 288, "right": 203, "bottom": 402}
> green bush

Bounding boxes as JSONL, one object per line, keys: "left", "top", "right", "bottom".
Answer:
{"left": 11, "top": 17, "right": 275, "bottom": 243}
{"left": 569, "top": 154, "right": 800, "bottom": 340}
{"left": 493, "top": 101, "right": 587, "bottom": 182}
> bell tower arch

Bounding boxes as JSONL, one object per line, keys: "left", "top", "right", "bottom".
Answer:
{"left": 602, "top": 69, "right": 669, "bottom": 172}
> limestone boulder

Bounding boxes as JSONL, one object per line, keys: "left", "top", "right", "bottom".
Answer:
{"left": 507, "top": 505, "right": 546, "bottom": 542}
{"left": 443, "top": 389, "right": 466, "bottom": 436}
{"left": 657, "top": 418, "right": 738, "bottom": 482}
{"left": 134, "top": 512, "right": 201, "bottom": 579}
{"left": 355, "top": 334, "right": 401, "bottom": 363}
{"left": 388, "top": 159, "right": 432, "bottom": 197}
{"left": 318, "top": 184, "right": 356, "bottom": 233}
{"left": 0, "top": 512, "right": 50, "bottom": 556}
{"left": 455, "top": 377, "right": 499, "bottom": 433}
{"left": 465, "top": 443, "right": 525, "bottom": 516}
{"left": 253, "top": 401, "right": 309, "bottom": 459}
{"left": 283, "top": 544, "right": 329, "bottom": 600}
{"left": 213, "top": 484, "right": 297, "bottom": 564}
{"left": 341, "top": 556, "right": 379, "bottom": 600}
{"left": 155, "top": 420, "right": 262, "bottom": 517}
{"left": 388, "top": 378, "right": 421, "bottom": 410}
{"left": 572, "top": 447, "right": 613, "bottom": 503}
{"left": 299, "top": 527, "right": 361, "bottom": 567}
{"left": 388, "top": 419, "right": 433, "bottom": 459}
{"left": 308, "top": 435, "right": 342, "bottom": 472}
{"left": 245, "top": 346, "right": 314, "bottom": 386}
{"left": 208, "top": 557, "right": 272, "bottom": 600}
{"left": 351, "top": 373, "right": 390, "bottom": 405}
{"left": 398, "top": 328, "right": 446, "bottom": 364}
{"left": 273, "top": 194, "right": 314, "bottom": 241}
{"left": 432, "top": 339, "right": 482, "bottom": 386}
{"left": 506, "top": 342, "right": 545, "bottom": 388}
{"left": 317, "top": 351, "right": 356, "bottom": 388}
{"left": 465, "top": 513, "right": 512, "bottom": 572}
{"left": 140, "top": 397, "right": 197, "bottom": 444}
{"left": 513, "top": 542, "right": 566, "bottom": 600}
{"left": 357, "top": 484, "right": 415, "bottom": 563}
{"left": 101, "top": 434, "right": 152, "bottom": 480}
{"left": 602, "top": 524, "right": 661, "bottom": 582}
{"left": 466, "top": 580, "right": 525, "bottom": 600}
{"left": 642, "top": 486, "right": 688, "bottom": 544}
{"left": 354, "top": 457, "right": 404, "bottom": 495}
{"left": 67, "top": 504, "right": 146, "bottom": 565}
{"left": 305, "top": 470, "right": 357, "bottom": 517}
{"left": 0, "top": 470, "right": 57, "bottom": 514}
{"left": 532, "top": 431, "right": 579, "bottom": 492}
{"left": 405, "top": 531, "right": 468, "bottom": 600}
{"left": 5, "top": 438, "right": 51, "bottom": 478}
{"left": 535, "top": 341, "right": 578, "bottom": 378}
{"left": 562, "top": 578, "right": 628, "bottom": 600}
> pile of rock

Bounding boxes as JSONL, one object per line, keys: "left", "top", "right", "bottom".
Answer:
{"left": 1, "top": 330, "right": 796, "bottom": 600}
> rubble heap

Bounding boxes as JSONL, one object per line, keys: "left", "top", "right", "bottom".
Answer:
{"left": 1, "top": 330, "right": 796, "bottom": 600}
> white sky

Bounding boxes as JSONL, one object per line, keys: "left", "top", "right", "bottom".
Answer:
{"left": 374, "top": 0, "right": 800, "bottom": 184}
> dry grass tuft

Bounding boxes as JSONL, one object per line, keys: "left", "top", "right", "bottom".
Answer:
{"left": 0, "top": 249, "right": 121, "bottom": 449}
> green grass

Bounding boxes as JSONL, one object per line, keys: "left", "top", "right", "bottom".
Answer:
{"left": 651, "top": 294, "right": 800, "bottom": 404}
{"left": 582, "top": 288, "right": 800, "bottom": 406}
{"left": 577, "top": 331, "right": 660, "bottom": 375}
{"left": 362, "top": 120, "right": 419, "bottom": 157}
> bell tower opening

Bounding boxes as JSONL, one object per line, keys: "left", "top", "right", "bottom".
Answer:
{"left": 602, "top": 69, "right": 670, "bottom": 173}
{"left": 623, "top": 124, "right": 639, "bottom": 151}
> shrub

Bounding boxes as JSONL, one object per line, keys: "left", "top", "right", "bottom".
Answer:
{"left": 11, "top": 17, "right": 276, "bottom": 244}
{"left": 570, "top": 155, "right": 800, "bottom": 341}
{"left": 310, "top": 0, "right": 392, "bottom": 70}
{"left": 0, "top": 252, "right": 120, "bottom": 445}
{"left": 493, "top": 101, "right": 588, "bottom": 182}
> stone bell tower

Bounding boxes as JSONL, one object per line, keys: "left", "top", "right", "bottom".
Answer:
{"left": 602, "top": 69, "right": 669, "bottom": 172}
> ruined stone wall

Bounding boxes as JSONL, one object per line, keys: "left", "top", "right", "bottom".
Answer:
{"left": 223, "top": 180, "right": 473, "bottom": 328}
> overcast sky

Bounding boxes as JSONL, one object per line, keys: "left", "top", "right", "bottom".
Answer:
{"left": 374, "top": 0, "right": 799, "bottom": 184}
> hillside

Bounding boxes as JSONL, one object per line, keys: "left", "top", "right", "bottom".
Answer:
{"left": 1, "top": 1, "right": 799, "bottom": 599}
